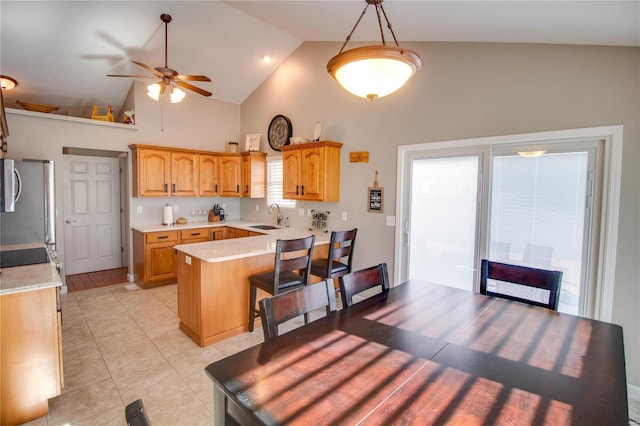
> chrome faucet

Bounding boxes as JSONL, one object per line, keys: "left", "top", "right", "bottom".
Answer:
{"left": 269, "top": 203, "right": 283, "bottom": 227}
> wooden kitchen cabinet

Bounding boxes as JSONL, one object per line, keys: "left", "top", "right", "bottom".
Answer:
{"left": 171, "top": 151, "right": 198, "bottom": 196}
{"left": 1, "top": 286, "right": 63, "bottom": 425}
{"left": 198, "top": 154, "right": 220, "bottom": 197}
{"left": 210, "top": 227, "right": 225, "bottom": 241}
{"left": 241, "top": 151, "right": 266, "bottom": 198}
{"left": 218, "top": 153, "right": 242, "bottom": 197}
{"left": 180, "top": 228, "right": 210, "bottom": 244}
{"left": 131, "top": 147, "right": 171, "bottom": 197}
{"left": 130, "top": 145, "right": 197, "bottom": 197}
{"left": 133, "top": 229, "right": 180, "bottom": 288}
{"left": 281, "top": 141, "right": 342, "bottom": 201}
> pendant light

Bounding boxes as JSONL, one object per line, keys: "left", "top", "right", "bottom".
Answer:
{"left": 327, "top": 0, "right": 422, "bottom": 101}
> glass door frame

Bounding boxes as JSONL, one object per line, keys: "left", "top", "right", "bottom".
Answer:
{"left": 395, "top": 126, "right": 622, "bottom": 322}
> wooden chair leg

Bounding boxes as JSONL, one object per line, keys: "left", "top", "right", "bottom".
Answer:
{"left": 249, "top": 284, "right": 257, "bottom": 332}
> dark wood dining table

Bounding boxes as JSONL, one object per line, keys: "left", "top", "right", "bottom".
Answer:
{"left": 205, "top": 279, "right": 628, "bottom": 425}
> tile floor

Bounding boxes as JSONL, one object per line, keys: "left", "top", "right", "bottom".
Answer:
{"left": 24, "top": 283, "right": 276, "bottom": 425}
{"left": 23, "top": 282, "right": 640, "bottom": 425}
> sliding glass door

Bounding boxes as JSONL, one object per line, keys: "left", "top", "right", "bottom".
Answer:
{"left": 401, "top": 138, "right": 603, "bottom": 317}
{"left": 407, "top": 155, "right": 481, "bottom": 291}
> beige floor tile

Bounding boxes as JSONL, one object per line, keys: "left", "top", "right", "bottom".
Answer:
{"left": 47, "top": 378, "right": 123, "bottom": 425}
{"left": 106, "top": 351, "right": 172, "bottom": 390}
{"left": 146, "top": 393, "right": 211, "bottom": 425}
{"left": 62, "top": 353, "right": 111, "bottom": 394}
{"left": 117, "top": 367, "right": 197, "bottom": 409}
{"left": 148, "top": 326, "right": 202, "bottom": 357}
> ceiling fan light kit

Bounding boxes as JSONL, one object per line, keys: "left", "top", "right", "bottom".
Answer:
{"left": 0, "top": 75, "right": 18, "bottom": 91}
{"left": 327, "top": 0, "right": 422, "bottom": 101}
{"left": 108, "top": 13, "right": 212, "bottom": 104}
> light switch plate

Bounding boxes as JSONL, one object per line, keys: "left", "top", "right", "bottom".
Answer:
{"left": 298, "top": 208, "right": 305, "bottom": 216}
{"left": 342, "top": 211, "right": 348, "bottom": 221}
{"left": 136, "top": 206, "right": 143, "bottom": 214}
{"left": 386, "top": 216, "right": 396, "bottom": 227}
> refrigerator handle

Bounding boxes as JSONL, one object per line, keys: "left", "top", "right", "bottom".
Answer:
{"left": 14, "top": 168, "right": 22, "bottom": 203}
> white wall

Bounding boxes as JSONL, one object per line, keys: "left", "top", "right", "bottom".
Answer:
{"left": 239, "top": 42, "right": 640, "bottom": 388}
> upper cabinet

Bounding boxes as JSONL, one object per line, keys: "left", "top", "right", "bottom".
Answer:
{"left": 132, "top": 147, "right": 171, "bottom": 197}
{"left": 198, "top": 154, "right": 220, "bottom": 197}
{"left": 241, "top": 152, "right": 266, "bottom": 198}
{"left": 218, "top": 153, "right": 242, "bottom": 197}
{"left": 281, "top": 141, "right": 342, "bottom": 202}
{"left": 171, "top": 152, "right": 198, "bottom": 197}
{"left": 130, "top": 145, "right": 265, "bottom": 199}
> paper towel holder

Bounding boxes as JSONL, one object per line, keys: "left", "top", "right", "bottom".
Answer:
{"left": 163, "top": 204, "right": 174, "bottom": 226}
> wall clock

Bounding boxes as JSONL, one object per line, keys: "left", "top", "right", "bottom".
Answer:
{"left": 268, "top": 114, "right": 292, "bottom": 151}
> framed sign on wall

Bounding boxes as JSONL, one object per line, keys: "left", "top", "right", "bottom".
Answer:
{"left": 368, "top": 187, "right": 383, "bottom": 213}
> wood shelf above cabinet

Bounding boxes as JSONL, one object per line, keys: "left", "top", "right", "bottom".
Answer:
{"left": 129, "top": 144, "right": 266, "bottom": 199}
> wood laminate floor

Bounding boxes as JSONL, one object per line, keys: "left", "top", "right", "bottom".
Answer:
{"left": 65, "top": 267, "right": 129, "bottom": 292}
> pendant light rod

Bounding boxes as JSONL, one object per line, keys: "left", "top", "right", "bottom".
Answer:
{"left": 161, "top": 13, "right": 172, "bottom": 68}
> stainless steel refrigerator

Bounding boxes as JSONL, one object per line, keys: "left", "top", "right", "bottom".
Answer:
{"left": 0, "top": 159, "right": 56, "bottom": 248}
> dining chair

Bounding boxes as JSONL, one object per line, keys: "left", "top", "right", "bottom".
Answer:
{"left": 339, "top": 263, "right": 390, "bottom": 307}
{"left": 248, "top": 235, "right": 316, "bottom": 332}
{"left": 125, "top": 399, "right": 151, "bottom": 426}
{"left": 480, "top": 259, "right": 563, "bottom": 311}
{"left": 259, "top": 279, "right": 337, "bottom": 341}
{"left": 309, "top": 228, "right": 357, "bottom": 290}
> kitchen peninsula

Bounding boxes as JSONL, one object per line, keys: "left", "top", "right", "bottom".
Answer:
{"left": 170, "top": 222, "right": 331, "bottom": 346}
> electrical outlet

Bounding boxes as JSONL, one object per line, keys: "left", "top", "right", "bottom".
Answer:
{"left": 185, "top": 255, "right": 191, "bottom": 265}
{"left": 298, "top": 208, "right": 305, "bottom": 216}
{"left": 256, "top": 204, "right": 260, "bottom": 212}
{"left": 342, "top": 211, "right": 348, "bottom": 221}
{"left": 173, "top": 205, "right": 179, "bottom": 212}
{"left": 308, "top": 209, "right": 313, "bottom": 216}
{"left": 386, "top": 216, "right": 396, "bottom": 227}
{"left": 136, "top": 206, "right": 143, "bottom": 214}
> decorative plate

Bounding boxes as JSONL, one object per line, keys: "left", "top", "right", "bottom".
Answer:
{"left": 268, "top": 114, "right": 292, "bottom": 151}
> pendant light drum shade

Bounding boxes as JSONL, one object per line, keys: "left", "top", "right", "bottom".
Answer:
{"left": 327, "top": 45, "right": 422, "bottom": 101}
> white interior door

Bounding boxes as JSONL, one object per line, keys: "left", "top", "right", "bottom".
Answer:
{"left": 63, "top": 156, "right": 121, "bottom": 274}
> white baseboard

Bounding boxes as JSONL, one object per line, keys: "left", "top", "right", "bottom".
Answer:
{"left": 629, "top": 383, "right": 640, "bottom": 402}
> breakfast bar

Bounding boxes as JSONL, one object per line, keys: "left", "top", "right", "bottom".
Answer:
{"left": 173, "top": 225, "right": 331, "bottom": 347}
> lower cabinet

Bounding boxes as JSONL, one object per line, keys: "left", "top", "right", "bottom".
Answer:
{"left": 133, "top": 226, "right": 266, "bottom": 288}
{"left": 1, "top": 286, "right": 63, "bottom": 425}
{"left": 133, "top": 230, "right": 180, "bottom": 288}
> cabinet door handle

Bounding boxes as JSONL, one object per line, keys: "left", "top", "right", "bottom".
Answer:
{"left": 245, "top": 185, "right": 249, "bottom": 193}
{"left": 173, "top": 183, "right": 176, "bottom": 192}
{"left": 215, "top": 184, "right": 218, "bottom": 192}
{"left": 301, "top": 185, "right": 305, "bottom": 195}
{"left": 164, "top": 184, "right": 168, "bottom": 193}
{"left": 158, "top": 235, "right": 169, "bottom": 239}
{"left": 296, "top": 185, "right": 299, "bottom": 195}
{"left": 191, "top": 233, "right": 201, "bottom": 236}
{"left": 236, "top": 185, "right": 239, "bottom": 193}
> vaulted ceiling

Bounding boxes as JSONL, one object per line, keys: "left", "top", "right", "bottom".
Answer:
{"left": 1, "top": 1, "right": 638, "bottom": 117}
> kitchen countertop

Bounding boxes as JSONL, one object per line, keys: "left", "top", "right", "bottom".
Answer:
{"left": 131, "top": 219, "right": 269, "bottom": 233}
{"left": 173, "top": 224, "right": 334, "bottom": 263}
{"left": 0, "top": 243, "right": 63, "bottom": 296}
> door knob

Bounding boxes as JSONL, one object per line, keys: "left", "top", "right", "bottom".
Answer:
{"left": 65, "top": 219, "right": 77, "bottom": 224}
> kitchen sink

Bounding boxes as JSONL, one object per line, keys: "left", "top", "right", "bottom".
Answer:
{"left": 249, "top": 225, "right": 279, "bottom": 230}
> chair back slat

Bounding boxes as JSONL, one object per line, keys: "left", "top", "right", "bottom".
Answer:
{"left": 325, "top": 228, "right": 357, "bottom": 276}
{"left": 260, "top": 280, "right": 337, "bottom": 341}
{"left": 339, "top": 263, "right": 390, "bottom": 307}
{"left": 273, "top": 235, "right": 315, "bottom": 284}
{"left": 480, "top": 259, "right": 563, "bottom": 311}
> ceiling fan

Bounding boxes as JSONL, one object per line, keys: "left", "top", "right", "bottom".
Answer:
{"left": 107, "top": 13, "right": 212, "bottom": 100}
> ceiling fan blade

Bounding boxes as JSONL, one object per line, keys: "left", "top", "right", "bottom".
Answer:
{"left": 174, "top": 80, "right": 212, "bottom": 97}
{"left": 107, "top": 74, "right": 156, "bottom": 79}
{"left": 131, "top": 60, "right": 164, "bottom": 78}
{"left": 176, "top": 75, "right": 212, "bottom": 82}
